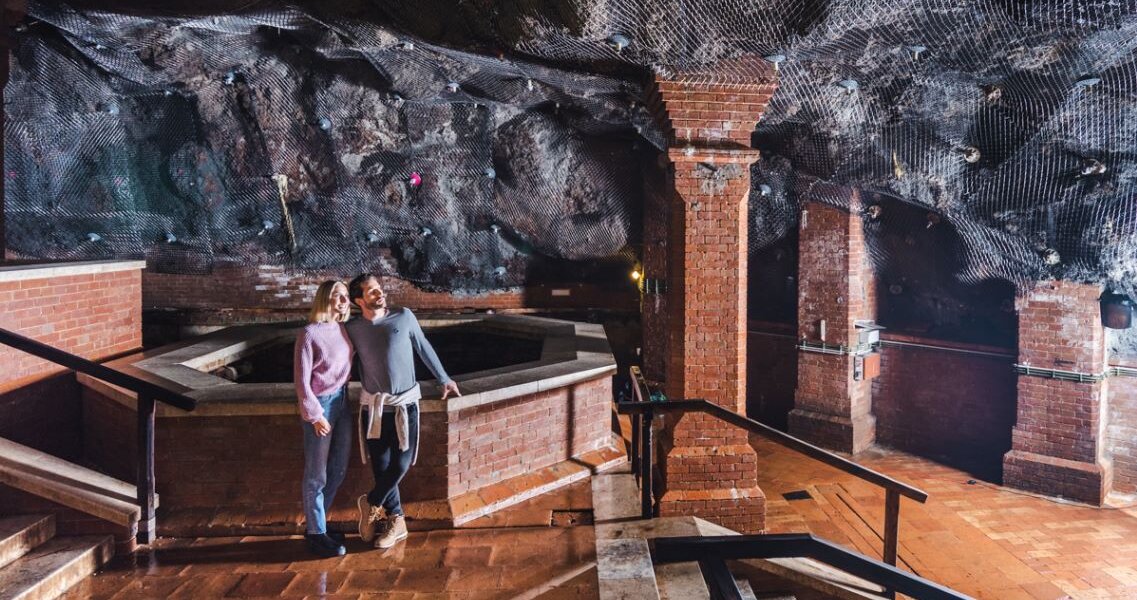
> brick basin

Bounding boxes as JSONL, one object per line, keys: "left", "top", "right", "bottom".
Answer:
{"left": 79, "top": 314, "right": 620, "bottom": 527}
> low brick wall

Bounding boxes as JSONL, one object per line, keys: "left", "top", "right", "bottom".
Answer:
{"left": 83, "top": 376, "right": 613, "bottom": 516}
{"left": 0, "top": 261, "right": 143, "bottom": 383}
{"left": 0, "top": 261, "right": 144, "bottom": 459}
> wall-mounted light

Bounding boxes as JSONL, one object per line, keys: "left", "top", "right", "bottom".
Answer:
{"left": 1081, "top": 158, "right": 1107, "bottom": 176}
{"left": 420, "top": 226, "right": 432, "bottom": 237}
{"left": 758, "top": 184, "right": 773, "bottom": 197}
{"left": 318, "top": 117, "right": 332, "bottom": 131}
{"left": 631, "top": 268, "right": 642, "bottom": 282}
{"left": 446, "top": 82, "right": 460, "bottom": 93}
{"left": 86, "top": 232, "right": 102, "bottom": 242}
{"left": 489, "top": 223, "right": 501, "bottom": 234}
{"left": 905, "top": 45, "right": 927, "bottom": 60}
{"left": 764, "top": 54, "right": 786, "bottom": 71}
{"left": 165, "top": 232, "right": 177, "bottom": 243}
{"left": 1102, "top": 291, "right": 1133, "bottom": 329}
{"left": 607, "top": 34, "right": 630, "bottom": 53}
{"left": 837, "top": 79, "right": 859, "bottom": 94}
{"left": 484, "top": 167, "right": 496, "bottom": 179}
{"left": 1075, "top": 76, "right": 1101, "bottom": 89}
{"left": 957, "top": 146, "right": 981, "bottom": 163}
{"left": 367, "top": 230, "right": 381, "bottom": 244}
{"left": 397, "top": 41, "right": 415, "bottom": 51}
{"left": 257, "top": 220, "right": 274, "bottom": 236}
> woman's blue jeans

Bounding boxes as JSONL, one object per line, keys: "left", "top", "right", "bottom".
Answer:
{"left": 301, "top": 387, "right": 352, "bottom": 535}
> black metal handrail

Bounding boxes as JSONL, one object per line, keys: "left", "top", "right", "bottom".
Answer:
{"left": 622, "top": 365, "right": 926, "bottom": 567}
{"left": 654, "top": 534, "right": 973, "bottom": 600}
{"left": 0, "top": 326, "right": 197, "bottom": 543}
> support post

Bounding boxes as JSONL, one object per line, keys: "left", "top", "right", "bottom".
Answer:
{"left": 883, "top": 489, "right": 899, "bottom": 566}
{"left": 641, "top": 408, "right": 654, "bottom": 519}
{"left": 137, "top": 394, "right": 156, "bottom": 544}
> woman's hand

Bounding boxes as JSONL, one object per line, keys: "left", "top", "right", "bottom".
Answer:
{"left": 313, "top": 417, "right": 332, "bottom": 437}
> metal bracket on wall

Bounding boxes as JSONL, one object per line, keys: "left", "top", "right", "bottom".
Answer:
{"left": 1013, "top": 364, "right": 1107, "bottom": 383}
{"left": 796, "top": 339, "right": 877, "bottom": 356}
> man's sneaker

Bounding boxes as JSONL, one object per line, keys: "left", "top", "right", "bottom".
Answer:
{"left": 357, "top": 495, "right": 384, "bottom": 543}
{"left": 305, "top": 533, "right": 346, "bottom": 558}
{"left": 327, "top": 531, "right": 346, "bottom": 544}
{"left": 375, "top": 514, "right": 408, "bottom": 549}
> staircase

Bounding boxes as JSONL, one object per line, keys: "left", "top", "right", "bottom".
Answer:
{"left": 0, "top": 515, "right": 112, "bottom": 600}
{"left": 0, "top": 437, "right": 153, "bottom": 599}
{"left": 593, "top": 467, "right": 800, "bottom": 600}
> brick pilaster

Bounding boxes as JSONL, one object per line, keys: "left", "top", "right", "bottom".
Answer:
{"left": 1003, "top": 281, "right": 1112, "bottom": 504}
{"left": 645, "top": 68, "right": 777, "bottom": 533}
{"left": 789, "top": 198, "right": 878, "bottom": 454}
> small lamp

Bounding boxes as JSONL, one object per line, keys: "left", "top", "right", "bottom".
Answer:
{"left": 1101, "top": 291, "right": 1133, "bottom": 329}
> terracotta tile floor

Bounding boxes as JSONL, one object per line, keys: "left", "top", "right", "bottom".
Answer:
{"left": 752, "top": 435, "right": 1137, "bottom": 599}
{"left": 61, "top": 481, "right": 600, "bottom": 600}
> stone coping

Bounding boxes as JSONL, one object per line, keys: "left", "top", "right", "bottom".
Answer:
{"left": 0, "top": 260, "right": 146, "bottom": 283}
{"left": 80, "top": 313, "right": 616, "bottom": 417}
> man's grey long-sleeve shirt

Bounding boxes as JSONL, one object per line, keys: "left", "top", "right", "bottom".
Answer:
{"left": 345, "top": 307, "right": 451, "bottom": 395}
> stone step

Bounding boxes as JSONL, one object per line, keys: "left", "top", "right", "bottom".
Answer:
{"left": 0, "top": 517, "right": 54, "bottom": 572}
{"left": 0, "top": 536, "right": 113, "bottom": 600}
{"left": 597, "top": 537, "right": 660, "bottom": 600}
{"left": 0, "top": 438, "right": 149, "bottom": 527}
{"left": 653, "top": 561, "right": 761, "bottom": 600}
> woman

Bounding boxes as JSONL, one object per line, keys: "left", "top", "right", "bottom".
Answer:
{"left": 294, "top": 279, "right": 353, "bottom": 557}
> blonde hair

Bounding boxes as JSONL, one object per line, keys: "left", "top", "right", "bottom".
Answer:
{"left": 309, "top": 280, "right": 349, "bottom": 324}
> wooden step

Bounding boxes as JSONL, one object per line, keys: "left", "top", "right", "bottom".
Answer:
{"left": 0, "top": 438, "right": 149, "bottom": 527}
{"left": 0, "top": 536, "right": 112, "bottom": 600}
{"left": 0, "top": 517, "right": 54, "bottom": 572}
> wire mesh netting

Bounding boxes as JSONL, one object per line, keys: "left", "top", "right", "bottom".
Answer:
{"left": 6, "top": 0, "right": 1137, "bottom": 314}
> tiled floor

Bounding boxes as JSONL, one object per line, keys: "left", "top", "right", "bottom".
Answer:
{"left": 56, "top": 433, "right": 1137, "bottom": 599}
{"left": 753, "top": 435, "right": 1137, "bottom": 599}
{"left": 61, "top": 481, "right": 600, "bottom": 600}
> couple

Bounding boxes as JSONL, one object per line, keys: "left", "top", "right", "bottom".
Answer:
{"left": 293, "top": 274, "right": 460, "bottom": 557}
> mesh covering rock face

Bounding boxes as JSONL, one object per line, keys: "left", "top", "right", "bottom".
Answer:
{"left": 7, "top": 1, "right": 1137, "bottom": 344}
{"left": 5, "top": 1, "right": 652, "bottom": 290}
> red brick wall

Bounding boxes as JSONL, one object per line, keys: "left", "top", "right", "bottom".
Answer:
{"left": 443, "top": 377, "right": 612, "bottom": 495}
{"left": 745, "top": 323, "right": 797, "bottom": 430}
{"left": 83, "top": 377, "right": 613, "bottom": 511}
{"left": 143, "top": 265, "right": 637, "bottom": 315}
{"left": 1107, "top": 373, "right": 1137, "bottom": 493}
{"left": 0, "top": 262, "right": 143, "bottom": 463}
{"left": 648, "top": 70, "right": 777, "bottom": 534}
{"left": 872, "top": 337, "right": 1016, "bottom": 479}
{"left": 1004, "top": 281, "right": 1110, "bottom": 504}
{"left": 0, "top": 265, "right": 143, "bottom": 383}
{"left": 790, "top": 199, "right": 877, "bottom": 453}
{"left": 0, "top": 372, "right": 83, "bottom": 460}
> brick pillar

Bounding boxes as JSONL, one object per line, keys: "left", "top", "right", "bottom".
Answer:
{"left": 1003, "top": 281, "right": 1112, "bottom": 505}
{"left": 788, "top": 198, "right": 878, "bottom": 454}
{"left": 645, "top": 68, "right": 777, "bottom": 533}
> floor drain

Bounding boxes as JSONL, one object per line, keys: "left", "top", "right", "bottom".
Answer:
{"left": 782, "top": 490, "right": 812, "bottom": 501}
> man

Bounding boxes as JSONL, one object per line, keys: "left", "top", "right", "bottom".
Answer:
{"left": 346, "top": 273, "right": 460, "bottom": 549}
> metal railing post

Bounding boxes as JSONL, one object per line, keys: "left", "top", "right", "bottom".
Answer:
{"left": 641, "top": 406, "right": 654, "bottom": 519}
{"left": 137, "top": 394, "right": 157, "bottom": 544}
{"left": 883, "top": 489, "right": 900, "bottom": 565}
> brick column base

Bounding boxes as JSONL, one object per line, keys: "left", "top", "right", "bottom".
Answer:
{"left": 658, "top": 443, "right": 766, "bottom": 534}
{"left": 788, "top": 409, "right": 876, "bottom": 455}
{"left": 1004, "top": 450, "right": 1111, "bottom": 505}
